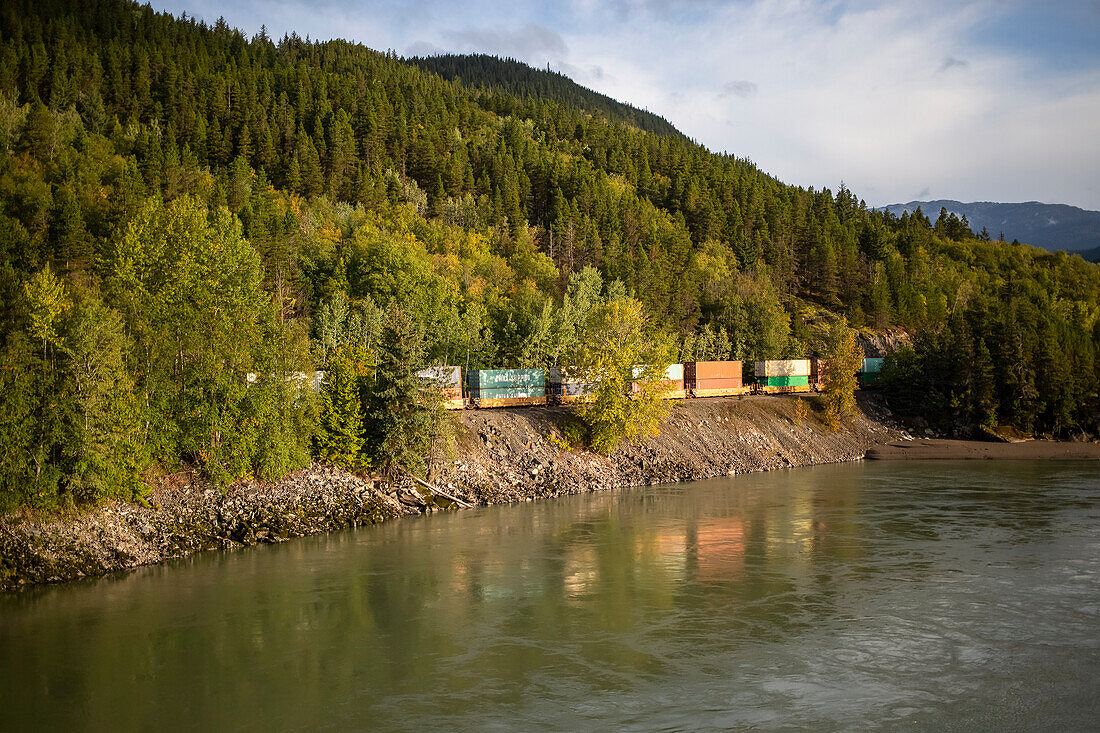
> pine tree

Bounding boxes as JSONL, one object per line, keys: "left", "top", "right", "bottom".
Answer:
{"left": 315, "top": 347, "right": 367, "bottom": 469}
{"left": 364, "top": 307, "right": 435, "bottom": 477}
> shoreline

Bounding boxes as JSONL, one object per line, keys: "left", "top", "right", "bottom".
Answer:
{"left": 866, "top": 439, "right": 1100, "bottom": 461}
{"left": 0, "top": 393, "right": 936, "bottom": 592}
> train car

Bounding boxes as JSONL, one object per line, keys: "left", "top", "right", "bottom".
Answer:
{"left": 631, "top": 364, "right": 686, "bottom": 399}
{"left": 685, "top": 361, "right": 749, "bottom": 397}
{"left": 549, "top": 367, "right": 596, "bottom": 404}
{"left": 810, "top": 358, "right": 827, "bottom": 391}
{"left": 417, "top": 366, "right": 466, "bottom": 409}
{"left": 247, "top": 370, "right": 325, "bottom": 393}
{"left": 859, "top": 357, "right": 884, "bottom": 387}
{"left": 467, "top": 368, "right": 547, "bottom": 408}
{"left": 755, "top": 359, "right": 812, "bottom": 394}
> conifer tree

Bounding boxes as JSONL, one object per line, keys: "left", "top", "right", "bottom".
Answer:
{"left": 315, "top": 346, "right": 367, "bottom": 469}
{"left": 363, "top": 307, "right": 436, "bottom": 477}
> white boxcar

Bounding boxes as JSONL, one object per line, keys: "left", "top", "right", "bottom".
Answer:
{"left": 755, "top": 359, "right": 811, "bottom": 377}
{"left": 631, "top": 364, "right": 684, "bottom": 381}
{"left": 417, "top": 366, "right": 462, "bottom": 388}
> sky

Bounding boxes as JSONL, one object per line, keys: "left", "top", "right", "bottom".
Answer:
{"left": 148, "top": 0, "right": 1100, "bottom": 210}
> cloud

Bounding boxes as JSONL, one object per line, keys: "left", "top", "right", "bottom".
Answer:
{"left": 719, "top": 80, "right": 758, "bottom": 99}
{"left": 442, "top": 22, "right": 567, "bottom": 61}
{"left": 940, "top": 56, "right": 969, "bottom": 71}
{"left": 406, "top": 40, "right": 444, "bottom": 57}
{"left": 565, "top": 0, "right": 1100, "bottom": 208}
{"left": 555, "top": 61, "right": 607, "bottom": 85}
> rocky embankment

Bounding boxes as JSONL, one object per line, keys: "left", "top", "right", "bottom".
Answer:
{"left": 438, "top": 392, "right": 904, "bottom": 504}
{"left": 0, "top": 467, "right": 412, "bottom": 591}
{"left": 1, "top": 393, "right": 906, "bottom": 591}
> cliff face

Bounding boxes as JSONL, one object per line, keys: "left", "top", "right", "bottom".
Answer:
{"left": 1, "top": 394, "right": 906, "bottom": 591}
{"left": 859, "top": 328, "right": 912, "bottom": 357}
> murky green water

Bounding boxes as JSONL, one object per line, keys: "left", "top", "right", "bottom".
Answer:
{"left": 3, "top": 461, "right": 1099, "bottom": 731}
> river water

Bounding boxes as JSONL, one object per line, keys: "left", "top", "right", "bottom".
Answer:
{"left": 2, "top": 461, "right": 1099, "bottom": 731}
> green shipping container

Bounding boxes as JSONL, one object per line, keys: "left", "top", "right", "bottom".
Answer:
{"left": 861, "top": 357, "right": 884, "bottom": 374}
{"left": 757, "top": 375, "right": 810, "bottom": 387}
{"left": 468, "top": 369, "right": 545, "bottom": 389}
{"left": 859, "top": 358, "right": 884, "bottom": 387}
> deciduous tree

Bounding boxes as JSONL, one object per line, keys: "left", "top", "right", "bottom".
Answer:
{"left": 569, "top": 298, "right": 671, "bottom": 455}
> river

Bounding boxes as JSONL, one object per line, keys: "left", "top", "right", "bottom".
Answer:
{"left": 2, "top": 461, "right": 1099, "bottom": 730}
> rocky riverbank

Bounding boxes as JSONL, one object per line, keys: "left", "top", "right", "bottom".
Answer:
{"left": 438, "top": 393, "right": 905, "bottom": 504}
{"left": 1, "top": 393, "right": 906, "bottom": 591}
{"left": 0, "top": 465, "right": 413, "bottom": 591}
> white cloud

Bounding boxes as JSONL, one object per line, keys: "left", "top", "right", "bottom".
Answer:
{"left": 719, "top": 81, "right": 759, "bottom": 99}
{"left": 560, "top": 0, "right": 1100, "bottom": 208}
{"left": 406, "top": 40, "right": 445, "bottom": 57}
{"left": 441, "top": 23, "right": 568, "bottom": 60}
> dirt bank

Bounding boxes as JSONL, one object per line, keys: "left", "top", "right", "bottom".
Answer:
{"left": 437, "top": 393, "right": 904, "bottom": 504}
{"left": 867, "top": 439, "right": 1100, "bottom": 461}
{"left": 2, "top": 393, "right": 906, "bottom": 591}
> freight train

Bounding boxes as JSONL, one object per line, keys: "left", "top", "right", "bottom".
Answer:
{"left": 417, "top": 358, "right": 885, "bottom": 409}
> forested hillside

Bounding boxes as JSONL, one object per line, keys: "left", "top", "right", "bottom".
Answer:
{"left": 1, "top": 0, "right": 1098, "bottom": 510}
{"left": 409, "top": 54, "right": 682, "bottom": 137}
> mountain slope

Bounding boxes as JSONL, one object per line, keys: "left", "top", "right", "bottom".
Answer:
{"left": 882, "top": 200, "right": 1100, "bottom": 254}
{"left": 1075, "top": 246, "right": 1100, "bottom": 263}
{"left": 0, "top": 0, "right": 1098, "bottom": 510}
{"left": 409, "top": 54, "right": 682, "bottom": 137}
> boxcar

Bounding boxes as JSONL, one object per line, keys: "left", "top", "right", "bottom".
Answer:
{"left": 631, "top": 364, "right": 686, "bottom": 399}
{"left": 467, "top": 368, "right": 547, "bottom": 407}
{"left": 754, "top": 359, "right": 812, "bottom": 394}
{"left": 859, "top": 357, "right": 884, "bottom": 387}
{"left": 685, "top": 361, "right": 749, "bottom": 397}
{"left": 809, "top": 358, "right": 827, "bottom": 391}
{"left": 549, "top": 367, "right": 597, "bottom": 404}
{"left": 417, "top": 366, "right": 466, "bottom": 409}
{"left": 247, "top": 370, "right": 325, "bottom": 393}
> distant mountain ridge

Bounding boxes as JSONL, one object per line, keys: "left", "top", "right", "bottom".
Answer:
{"left": 409, "top": 54, "right": 683, "bottom": 138}
{"left": 881, "top": 200, "right": 1100, "bottom": 259}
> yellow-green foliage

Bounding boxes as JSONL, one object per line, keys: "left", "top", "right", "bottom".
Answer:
{"left": 569, "top": 298, "right": 671, "bottom": 455}
{"left": 822, "top": 320, "right": 863, "bottom": 428}
{"left": 793, "top": 398, "right": 809, "bottom": 426}
{"left": 2, "top": 1, "right": 1100, "bottom": 512}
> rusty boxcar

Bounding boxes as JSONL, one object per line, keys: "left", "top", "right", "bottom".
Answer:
{"left": 685, "top": 361, "right": 749, "bottom": 397}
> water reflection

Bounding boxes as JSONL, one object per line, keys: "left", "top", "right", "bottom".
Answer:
{"left": 2, "top": 461, "right": 1098, "bottom": 730}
